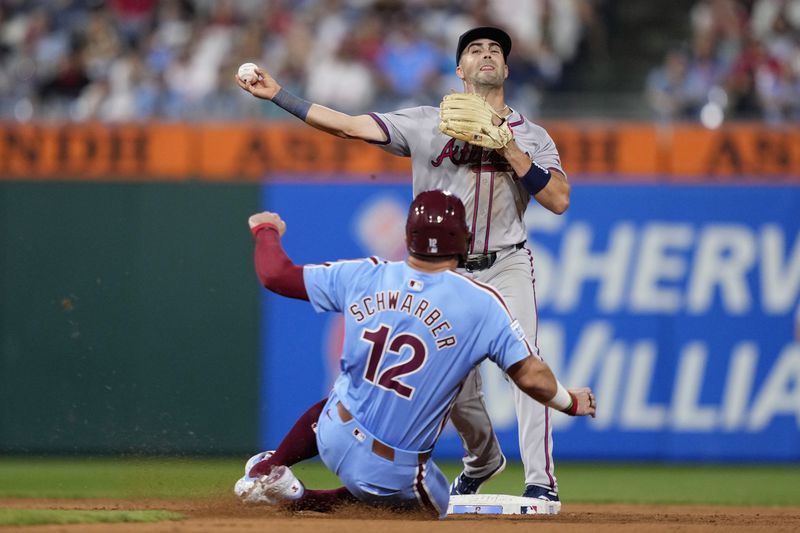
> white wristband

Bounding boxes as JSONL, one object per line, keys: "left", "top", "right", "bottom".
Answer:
{"left": 546, "top": 381, "right": 572, "bottom": 411}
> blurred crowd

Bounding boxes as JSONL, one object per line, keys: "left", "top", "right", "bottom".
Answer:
{"left": 0, "top": 0, "right": 602, "bottom": 122}
{"left": 7, "top": 0, "right": 796, "bottom": 124}
{"left": 646, "top": 0, "right": 800, "bottom": 124}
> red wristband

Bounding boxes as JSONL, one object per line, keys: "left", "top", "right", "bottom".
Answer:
{"left": 566, "top": 392, "right": 579, "bottom": 416}
{"left": 250, "top": 222, "right": 278, "bottom": 238}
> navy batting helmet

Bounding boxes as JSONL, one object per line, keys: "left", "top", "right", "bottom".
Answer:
{"left": 406, "top": 190, "right": 471, "bottom": 260}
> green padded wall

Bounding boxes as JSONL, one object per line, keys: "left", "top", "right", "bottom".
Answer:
{"left": 0, "top": 182, "right": 260, "bottom": 454}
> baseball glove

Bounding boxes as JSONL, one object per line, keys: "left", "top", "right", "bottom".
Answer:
{"left": 439, "top": 93, "right": 513, "bottom": 150}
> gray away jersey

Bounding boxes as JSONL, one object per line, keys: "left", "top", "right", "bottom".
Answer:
{"left": 369, "top": 107, "right": 565, "bottom": 254}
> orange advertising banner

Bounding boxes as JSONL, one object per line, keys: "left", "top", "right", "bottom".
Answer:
{"left": 0, "top": 121, "right": 798, "bottom": 182}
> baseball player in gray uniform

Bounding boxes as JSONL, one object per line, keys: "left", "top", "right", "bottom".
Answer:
{"left": 237, "top": 26, "right": 570, "bottom": 502}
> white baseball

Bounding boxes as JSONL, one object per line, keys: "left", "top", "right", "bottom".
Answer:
{"left": 237, "top": 62, "right": 259, "bottom": 84}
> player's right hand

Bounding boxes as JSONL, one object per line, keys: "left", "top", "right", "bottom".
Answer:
{"left": 568, "top": 387, "right": 597, "bottom": 418}
{"left": 235, "top": 67, "right": 281, "bottom": 100}
{"left": 248, "top": 212, "right": 286, "bottom": 236}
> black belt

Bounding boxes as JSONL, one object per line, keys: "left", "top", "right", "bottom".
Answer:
{"left": 462, "top": 242, "right": 526, "bottom": 272}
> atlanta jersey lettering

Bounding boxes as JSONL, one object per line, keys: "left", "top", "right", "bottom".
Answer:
{"left": 368, "top": 106, "right": 565, "bottom": 254}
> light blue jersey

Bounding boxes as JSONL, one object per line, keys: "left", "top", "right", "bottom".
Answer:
{"left": 304, "top": 258, "right": 532, "bottom": 452}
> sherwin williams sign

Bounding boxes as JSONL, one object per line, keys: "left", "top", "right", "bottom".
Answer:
{"left": 260, "top": 182, "right": 800, "bottom": 461}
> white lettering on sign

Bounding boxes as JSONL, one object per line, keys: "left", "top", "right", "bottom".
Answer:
{"left": 687, "top": 225, "right": 756, "bottom": 315}
{"left": 495, "top": 209, "right": 800, "bottom": 438}
{"left": 748, "top": 345, "right": 800, "bottom": 431}
{"left": 761, "top": 225, "right": 800, "bottom": 314}
{"left": 552, "top": 223, "right": 634, "bottom": 313}
{"left": 671, "top": 342, "right": 716, "bottom": 431}
{"left": 482, "top": 320, "right": 800, "bottom": 434}
{"left": 630, "top": 223, "right": 693, "bottom": 313}
{"left": 531, "top": 220, "right": 800, "bottom": 316}
{"left": 620, "top": 341, "right": 667, "bottom": 430}
{"left": 592, "top": 340, "right": 625, "bottom": 430}
{"left": 721, "top": 342, "right": 757, "bottom": 431}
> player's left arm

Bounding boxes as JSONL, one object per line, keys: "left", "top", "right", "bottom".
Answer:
{"left": 496, "top": 140, "right": 570, "bottom": 214}
{"left": 248, "top": 212, "right": 309, "bottom": 300}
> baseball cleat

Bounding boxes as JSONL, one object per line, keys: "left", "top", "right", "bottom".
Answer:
{"left": 522, "top": 484, "right": 559, "bottom": 502}
{"left": 449, "top": 454, "right": 507, "bottom": 495}
{"left": 235, "top": 465, "right": 305, "bottom": 504}
{"left": 234, "top": 475, "right": 257, "bottom": 501}
{"left": 244, "top": 450, "right": 275, "bottom": 477}
{"left": 234, "top": 450, "right": 276, "bottom": 502}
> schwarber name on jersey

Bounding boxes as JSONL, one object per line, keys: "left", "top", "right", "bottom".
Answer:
{"left": 303, "top": 258, "right": 532, "bottom": 452}
{"left": 368, "top": 106, "right": 565, "bottom": 255}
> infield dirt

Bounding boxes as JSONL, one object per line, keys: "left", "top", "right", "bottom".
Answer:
{"left": 2, "top": 498, "right": 800, "bottom": 532}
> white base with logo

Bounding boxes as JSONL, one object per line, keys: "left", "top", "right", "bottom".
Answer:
{"left": 447, "top": 494, "right": 561, "bottom": 515}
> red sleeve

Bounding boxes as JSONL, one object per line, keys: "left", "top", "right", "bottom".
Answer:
{"left": 252, "top": 223, "right": 309, "bottom": 300}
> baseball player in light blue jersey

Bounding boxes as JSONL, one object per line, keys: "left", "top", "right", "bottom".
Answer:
{"left": 234, "top": 191, "right": 596, "bottom": 518}
{"left": 238, "top": 26, "right": 571, "bottom": 502}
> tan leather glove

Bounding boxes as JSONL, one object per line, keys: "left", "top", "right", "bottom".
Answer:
{"left": 438, "top": 93, "right": 513, "bottom": 150}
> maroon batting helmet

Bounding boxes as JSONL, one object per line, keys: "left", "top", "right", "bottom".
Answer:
{"left": 406, "top": 190, "right": 471, "bottom": 260}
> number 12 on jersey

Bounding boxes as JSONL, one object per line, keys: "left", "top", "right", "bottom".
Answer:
{"left": 361, "top": 324, "right": 428, "bottom": 400}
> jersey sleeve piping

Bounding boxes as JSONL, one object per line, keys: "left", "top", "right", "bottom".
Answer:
{"left": 449, "top": 271, "right": 514, "bottom": 320}
{"left": 366, "top": 112, "right": 392, "bottom": 145}
{"left": 508, "top": 115, "right": 525, "bottom": 128}
{"left": 447, "top": 271, "right": 535, "bottom": 357}
{"left": 306, "top": 257, "right": 384, "bottom": 269}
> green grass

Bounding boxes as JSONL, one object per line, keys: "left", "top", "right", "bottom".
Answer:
{"left": 0, "top": 457, "right": 245, "bottom": 499}
{"left": 0, "top": 509, "right": 183, "bottom": 526}
{"left": 1, "top": 457, "right": 799, "bottom": 507}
